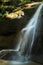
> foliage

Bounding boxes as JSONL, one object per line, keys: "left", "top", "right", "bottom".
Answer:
{"left": 0, "top": 0, "right": 43, "bottom": 5}
{"left": 20, "top": 0, "right": 30, "bottom": 3}
{"left": 0, "top": 0, "right": 43, "bottom": 17}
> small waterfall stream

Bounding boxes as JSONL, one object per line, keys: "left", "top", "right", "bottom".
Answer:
{"left": 15, "top": 4, "right": 43, "bottom": 56}
{"left": 0, "top": 3, "right": 43, "bottom": 63}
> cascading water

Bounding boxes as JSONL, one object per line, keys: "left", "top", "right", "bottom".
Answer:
{"left": 0, "top": 3, "right": 43, "bottom": 63}
{"left": 15, "top": 4, "right": 43, "bottom": 56}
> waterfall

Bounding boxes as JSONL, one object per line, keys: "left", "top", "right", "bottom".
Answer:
{"left": 0, "top": 4, "right": 43, "bottom": 63}
{"left": 15, "top": 4, "right": 43, "bottom": 56}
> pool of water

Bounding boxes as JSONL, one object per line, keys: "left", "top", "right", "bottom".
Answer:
{"left": 0, "top": 50, "right": 41, "bottom": 65}
{"left": 0, "top": 50, "right": 30, "bottom": 62}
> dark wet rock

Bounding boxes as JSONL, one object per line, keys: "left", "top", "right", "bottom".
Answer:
{"left": 0, "top": 4, "right": 39, "bottom": 49}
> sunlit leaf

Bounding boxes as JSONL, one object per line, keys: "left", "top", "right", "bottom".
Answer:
{"left": 2, "top": 0, "right": 10, "bottom": 2}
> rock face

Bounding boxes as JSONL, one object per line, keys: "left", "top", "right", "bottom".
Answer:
{"left": 0, "top": 4, "right": 39, "bottom": 49}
